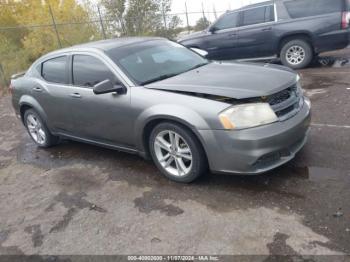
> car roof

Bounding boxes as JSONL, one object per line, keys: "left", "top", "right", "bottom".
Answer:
{"left": 45, "top": 37, "right": 165, "bottom": 57}
{"left": 228, "top": 0, "right": 274, "bottom": 13}
{"left": 72, "top": 37, "right": 164, "bottom": 51}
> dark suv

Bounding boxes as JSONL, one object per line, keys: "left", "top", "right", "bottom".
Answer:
{"left": 179, "top": 0, "right": 350, "bottom": 69}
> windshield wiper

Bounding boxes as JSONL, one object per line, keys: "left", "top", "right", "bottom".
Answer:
{"left": 190, "top": 62, "right": 210, "bottom": 70}
{"left": 142, "top": 73, "right": 179, "bottom": 85}
{"left": 179, "top": 62, "right": 210, "bottom": 75}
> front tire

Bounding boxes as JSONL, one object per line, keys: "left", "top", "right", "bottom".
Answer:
{"left": 149, "top": 122, "right": 207, "bottom": 183}
{"left": 24, "top": 109, "right": 59, "bottom": 148}
{"left": 280, "top": 39, "right": 313, "bottom": 69}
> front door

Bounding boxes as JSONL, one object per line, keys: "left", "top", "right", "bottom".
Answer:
{"left": 67, "top": 54, "right": 133, "bottom": 147}
{"left": 204, "top": 11, "right": 240, "bottom": 60}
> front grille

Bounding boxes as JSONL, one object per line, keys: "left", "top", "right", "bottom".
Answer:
{"left": 267, "top": 84, "right": 303, "bottom": 121}
{"left": 268, "top": 89, "right": 292, "bottom": 106}
{"left": 275, "top": 104, "right": 296, "bottom": 118}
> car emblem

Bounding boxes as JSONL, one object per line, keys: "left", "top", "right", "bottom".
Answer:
{"left": 261, "top": 96, "right": 268, "bottom": 101}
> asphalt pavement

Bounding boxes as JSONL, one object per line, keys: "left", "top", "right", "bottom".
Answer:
{"left": 0, "top": 49, "right": 349, "bottom": 259}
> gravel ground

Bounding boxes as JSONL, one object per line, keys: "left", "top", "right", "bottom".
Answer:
{"left": 0, "top": 49, "right": 349, "bottom": 259}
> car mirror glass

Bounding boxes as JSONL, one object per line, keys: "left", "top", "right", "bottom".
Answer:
{"left": 93, "top": 79, "right": 126, "bottom": 95}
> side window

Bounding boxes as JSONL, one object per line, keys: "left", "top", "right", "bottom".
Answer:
{"left": 285, "top": 0, "right": 343, "bottom": 19}
{"left": 72, "top": 55, "right": 120, "bottom": 87}
{"left": 241, "top": 6, "right": 267, "bottom": 26}
{"left": 42, "top": 56, "right": 67, "bottom": 84}
{"left": 265, "top": 5, "right": 275, "bottom": 22}
{"left": 214, "top": 12, "right": 239, "bottom": 30}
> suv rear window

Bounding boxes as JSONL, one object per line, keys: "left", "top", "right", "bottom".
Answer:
{"left": 42, "top": 56, "right": 67, "bottom": 84}
{"left": 285, "top": 0, "right": 344, "bottom": 19}
{"left": 241, "top": 5, "right": 275, "bottom": 26}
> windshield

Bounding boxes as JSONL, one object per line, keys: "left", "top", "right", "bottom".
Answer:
{"left": 106, "top": 40, "right": 209, "bottom": 85}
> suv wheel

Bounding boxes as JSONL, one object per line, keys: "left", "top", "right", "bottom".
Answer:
{"left": 24, "top": 109, "right": 59, "bottom": 148}
{"left": 149, "top": 122, "right": 207, "bottom": 183}
{"left": 280, "top": 39, "right": 313, "bottom": 69}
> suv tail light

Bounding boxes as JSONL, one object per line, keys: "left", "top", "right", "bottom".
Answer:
{"left": 342, "top": 11, "right": 350, "bottom": 29}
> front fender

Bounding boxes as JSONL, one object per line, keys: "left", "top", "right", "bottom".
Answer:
{"left": 134, "top": 104, "right": 211, "bottom": 152}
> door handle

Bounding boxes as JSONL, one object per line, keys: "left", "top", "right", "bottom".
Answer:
{"left": 33, "top": 87, "right": 42, "bottom": 92}
{"left": 262, "top": 27, "right": 272, "bottom": 31}
{"left": 70, "top": 93, "right": 82, "bottom": 98}
{"left": 228, "top": 33, "right": 237, "bottom": 38}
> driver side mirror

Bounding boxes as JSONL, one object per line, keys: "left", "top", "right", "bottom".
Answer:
{"left": 190, "top": 48, "right": 209, "bottom": 57}
{"left": 209, "top": 26, "right": 218, "bottom": 33}
{"left": 93, "top": 79, "right": 126, "bottom": 95}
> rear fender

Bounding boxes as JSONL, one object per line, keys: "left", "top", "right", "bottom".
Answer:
{"left": 19, "top": 95, "right": 48, "bottom": 126}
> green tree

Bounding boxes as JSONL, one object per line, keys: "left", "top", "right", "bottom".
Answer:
{"left": 19, "top": 0, "right": 100, "bottom": 59}
{"left": 0, "top": 0, "right": 100, "bottom": 92}
{"left": 101, "top": 0, "right": 127, "bottom": 36}
{"left": 156, "top": 0, "right": 181, "bottom": 38}
{"left": 194, "top": 17, "right": 210, "bottom": 32}
{"left": 0, "top": 1, "right": 29, "bottom": 90}
{"left": 102, "top": 0, "right": 181, "bottom": 38}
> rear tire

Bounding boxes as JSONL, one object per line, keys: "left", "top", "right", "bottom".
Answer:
{"left": 280, "top": 39, "right": 313, "bottom": 69}
{"left": 149, "top": 122, "right": 207, "bottom": 183}
{"left": 24, "top": 109, "right": 59, "bottom": 148}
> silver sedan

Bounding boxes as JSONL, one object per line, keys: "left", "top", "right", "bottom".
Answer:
{"left": 11, "top": 37, "right": 311, "bottom": 183}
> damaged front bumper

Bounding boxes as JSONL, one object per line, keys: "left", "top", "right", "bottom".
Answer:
{"left": 198, "top": 99, "right": 311, "bottom": 175}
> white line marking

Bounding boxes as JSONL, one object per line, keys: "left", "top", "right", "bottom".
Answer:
{"left": 312, "top": 123, "right": 350, "bottom": 129}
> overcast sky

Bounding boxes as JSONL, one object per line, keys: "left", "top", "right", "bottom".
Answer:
{"left": 172, "top": 0, "right": 265, "bottom": 14}
{"left": 171, "top": 0, "right": 266, "bottom": 25}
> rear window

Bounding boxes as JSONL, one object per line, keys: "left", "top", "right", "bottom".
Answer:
{"left": 42, "top": 56, "right": 67, "bottom": 84}
{"left": 241, "top": 5, "right": 275, "bottom": 26}
{"left": 284, "top": 0, "right": 344, "bottom": 19}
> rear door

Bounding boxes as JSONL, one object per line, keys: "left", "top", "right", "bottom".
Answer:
{"left": 35, "top": 55, "right": 75, "bottom": 133}
{"left": 203, "top": 12, "right": 240, "bottom": 60}
{"left": 236, "top": 5, "right": 277, "bottom": 59}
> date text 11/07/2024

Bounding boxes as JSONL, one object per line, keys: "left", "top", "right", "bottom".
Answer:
{"left": 127, "top": 255, "right": 220, "bottom": 261}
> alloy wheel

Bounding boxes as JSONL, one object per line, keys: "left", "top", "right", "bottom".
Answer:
{"left": 26, "top": 113, "right": 46, "bottom": 145}
{"left": 153, "top": 130, "right": 193, "bottom": 177}
{"left": 286, "top": 45, "right": 306, "bottom": 65}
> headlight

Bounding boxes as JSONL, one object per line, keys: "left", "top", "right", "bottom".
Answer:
{"left": 296, "top": 74, "right": 304, "bottom": 94}
{"left": 219, "top": 103, "right": 278, "bottom": 130}
{"left": 304, "top": 97, "right": 311, "bottom": 109}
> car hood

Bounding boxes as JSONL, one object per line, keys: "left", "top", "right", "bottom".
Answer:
{"left": 145, "top": 62, "right": 297, "bottom": 100}
{"left": 178, "top": 31, "right": 207, "bottom": 42}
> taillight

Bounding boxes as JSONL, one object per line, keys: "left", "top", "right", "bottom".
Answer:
{"left": 342, "top": 11, "right": 350, "bottom": 29}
